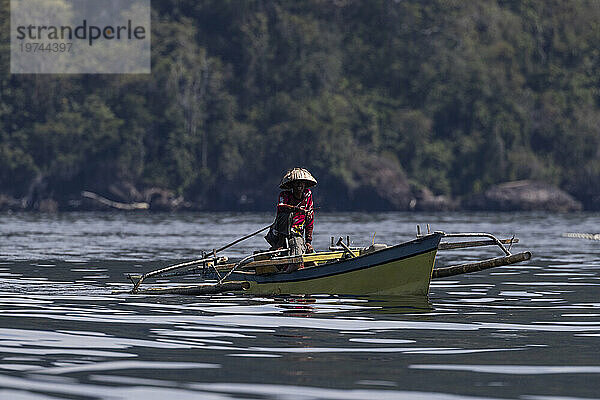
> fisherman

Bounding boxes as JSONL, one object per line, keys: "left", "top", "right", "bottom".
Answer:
{"left": 265, "top": 167, "right": 316, "bottom": 255}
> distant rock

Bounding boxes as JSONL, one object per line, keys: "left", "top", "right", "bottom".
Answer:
{"left": 0, "top": 195, "right": 23, "bottom": 211}
{"left": 463, "top": 180, "right": 582, "bottom": 212}
{"left": 411, "top": 186, "right": 459, "bottom": 211}
{"left": 0, "top": 194, "right": 58, "bottom": 212}
{"left": 143, "top": 188, "right": 190, "bottom": 211}
{"left": 108, "top": 182, "right": 144, "bottom": 204}
{"left": 36, "top": 198, "right": 59, "bottom": 213}
{"left": 564, "top": 167, "right": 600, "bottom": 211}
{"left": 315, "top": 155, "right": 462, "bottom": 211}
{"left": 343, "top": 154, "right": 413, "bottom": 210}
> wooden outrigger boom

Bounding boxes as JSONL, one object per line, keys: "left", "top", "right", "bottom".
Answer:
{"left": 127, "top": 281, "right": 250, "bottom": 295}
{"left": 433, "top": 251, "right": 532, "bottom": 279}
{"left": 431, "top": 230, "right": 531, "bottom": 279}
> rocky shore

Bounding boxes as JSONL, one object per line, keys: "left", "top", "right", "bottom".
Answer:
{"left": 462, "top": 180, "right": 583, "bottom": 212}
{"left": 0, "top": 178, "right": 587, "bottom": 212}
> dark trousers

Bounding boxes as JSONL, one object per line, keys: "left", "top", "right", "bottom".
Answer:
{"left": 265, "top": 211, "right": 303, "bottom": 252}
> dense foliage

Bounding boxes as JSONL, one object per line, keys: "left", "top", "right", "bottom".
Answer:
{"left": 1, "top": 0, "right": 599, "bottom": 210}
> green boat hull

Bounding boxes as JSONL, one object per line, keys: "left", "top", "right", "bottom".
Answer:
{"left": 226, "top": 233, "right": 442, "bottom": 296}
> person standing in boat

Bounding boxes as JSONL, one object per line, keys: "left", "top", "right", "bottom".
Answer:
{"left": 265, "top": 168, "right": 316, "bottom": 255}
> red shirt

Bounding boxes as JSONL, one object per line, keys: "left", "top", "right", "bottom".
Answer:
{"left": 277, "top": 189, "right": 314, "bottom": 242}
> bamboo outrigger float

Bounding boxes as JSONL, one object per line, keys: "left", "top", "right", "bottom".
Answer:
{"left": 122, "top": 224, "right": 532, "bottom": 297}
{"left": 563, "top": 232, "right": 600, "bottom": 241}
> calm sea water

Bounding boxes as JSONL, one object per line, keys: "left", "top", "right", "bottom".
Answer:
{"left": 0, "top": 211, "right": 599, "bottom": 399}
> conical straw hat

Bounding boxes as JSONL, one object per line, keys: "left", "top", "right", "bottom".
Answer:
{"left": 279, "top": 168, "right": 317, "bottom": 189}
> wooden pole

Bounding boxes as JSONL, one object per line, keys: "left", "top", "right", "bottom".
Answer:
{"left": 432, "top": 251, "right": 532, "bottom": 279}
{"left": 439, "top": 238, "right": 519, "bottom": 250}
{"left": 336, "top": 237, "right": 357, "bottom": 257}
{"left": 120, "top": 281, "right": 250, "bottom": 295}
{"left": 215, "top": 223, "right": 273, "bottom": 253}
{"left": 130, "top": 222, "right": 274, "bottom": 293}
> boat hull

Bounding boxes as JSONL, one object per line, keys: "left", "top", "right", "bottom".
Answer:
{"left": 227, "top": 233, "right": 442, "bottom": 296}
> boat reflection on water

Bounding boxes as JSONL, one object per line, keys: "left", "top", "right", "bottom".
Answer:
{"left": 271, "top": 295, "right": 317, "bottom": 317}
{"left": 270, "top": 294, "right": 432, "bottom": 317}
{"left": 357, "top": 295, "right": 433, "bottom": 314}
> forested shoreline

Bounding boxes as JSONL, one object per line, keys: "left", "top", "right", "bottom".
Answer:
{"left": 1, "top": 0, "right": 599, "bottom": 211}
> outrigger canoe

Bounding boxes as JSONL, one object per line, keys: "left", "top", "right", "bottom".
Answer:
{"left": 124, "top": 229, "right": 531, "bottom": 296}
